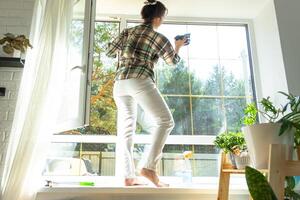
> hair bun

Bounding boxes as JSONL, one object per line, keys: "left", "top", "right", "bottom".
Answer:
{"left": 144, "top": 0, "right": 157, "bottom": 5}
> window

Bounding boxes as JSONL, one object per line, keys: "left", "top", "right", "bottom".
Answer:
{"left": 43, "top": 5, "right": 256, "bottom": 183}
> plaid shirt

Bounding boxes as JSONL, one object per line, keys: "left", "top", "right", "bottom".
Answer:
{"left": 106, "top": 23, "right": 181, "bottom": 82}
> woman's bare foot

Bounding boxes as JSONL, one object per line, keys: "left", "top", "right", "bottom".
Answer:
{"left": 125, "top": 178, "right": 148, "bottom": 186}
{"left": 140, "top": 168, "right": 169, "bottom": 187}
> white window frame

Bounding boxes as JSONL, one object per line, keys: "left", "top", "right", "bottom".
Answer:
{"left": 49, "top": 8, "right": 260, "bottom": 188}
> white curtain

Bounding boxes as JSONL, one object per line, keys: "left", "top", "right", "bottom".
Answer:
{"left": 0, "top": 0, "right": 85, "bottom": 199}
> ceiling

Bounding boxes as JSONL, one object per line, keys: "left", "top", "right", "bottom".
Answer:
{"left": 95, "top": 0, "right": 271, "bottom": 19}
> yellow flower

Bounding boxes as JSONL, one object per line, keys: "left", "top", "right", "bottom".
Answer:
{"left": 183, "top": 151, "right": 193, "bottom": 159}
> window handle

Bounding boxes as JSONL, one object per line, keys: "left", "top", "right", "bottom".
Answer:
{"left": 71, "top": 65, "right": 86, "bottom": 72}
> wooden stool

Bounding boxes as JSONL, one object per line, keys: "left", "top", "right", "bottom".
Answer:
{"left": 217, "top": 153, "right": 268, "bottom": 200}
{"left": 268, "top": 144, "right": 300, "bottom": 199}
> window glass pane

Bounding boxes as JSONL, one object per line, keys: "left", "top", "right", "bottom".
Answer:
{"left": 221, "top": 60, "right": 248, "bottom": 96}
{"left": 189, "top": 59, "right": 221, "bottom": 96}
{"left": 165, "top": 96, "right": 192, "bottom": 135}
{"left": 43, "top": 143, "right": 115, "bottom": 176}
{"left": 134, "top": 144, "right": 219, "bottom": 177}
{"left": 217, "top": 26, "right": 248, "bottom": 60}
{"left": 192, "top": 98, "right": 225, "bottom": 135}
{"left": 224, "top": 98, "right": 248, "bottom": 132}
{"left": 187, "top": 25, "right": 218, "bottom": 59}
{"left": 157, "top": 60, "right": 190, "bottom": 95}
{"left": 81, "top": 143, "right": 116, "bottom": 176}
{"left": 43, "top": 143, "right": 80, "bottom": 176}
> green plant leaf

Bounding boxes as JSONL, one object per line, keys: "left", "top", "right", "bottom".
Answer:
{"left": 279, "top": 119, "right": 291, "bottom": 136}
{"left": 278, "top": 91, "right": 293, "bottom": 100}
{"left": 245, "top": 166, "right": 278, "bottom": 200}
{"left": 243, "top": 103, "right": 258, "bottom": 126}
{"left": 3, "top": 44, "right": 14, "bottom": 54}
{"left": 286, "top": 176, "right": 296, "bottom": 190}
{"left": 4, "top": 33, "right": 15, "bottom": 38}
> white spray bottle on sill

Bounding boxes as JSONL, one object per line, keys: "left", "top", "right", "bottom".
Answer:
{"left": 182, "top": 151, "right": 193, "bottom": 185}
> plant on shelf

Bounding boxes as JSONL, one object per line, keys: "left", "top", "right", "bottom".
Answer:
{"left": 242, "top": 95, "right": 284, "bottom": 126}
{"left": 242, "top": 91, "right": 300, "bottom": 169}
{"left": 0, "top": 33, "right": 32, "bottom": 57}
{"left": 276, "top": 92, "right": 300, "bottom": 135}
{"left": 243, "top": 92, "right": 300, "bottom": 136}
{"left": 278, "top": 92, "right": 300, "bottom": 161}
{"left": 214, "top": 131, "right": 246, "bottom": 168}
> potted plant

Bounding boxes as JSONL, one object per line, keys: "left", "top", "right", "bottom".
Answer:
{"left": 214, "top": 131, "right": 247, "bottom": 169}
{"left": 278, "top": 92, "right": 300, "bottom": 160}
{"left": 0, "top": 33, "right": 32, "bottom": 60}
{"left": 242, "top": 91, "right": 298, "bottom": 169}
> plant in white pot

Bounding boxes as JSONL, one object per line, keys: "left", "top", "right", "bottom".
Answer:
{"left": 242, "top": 91, "right": 299, "bottom": 169}
{"left": 278, "top": 92, "right": 300, "bottom": 161}
{"left": 0, "top": 33, "right": 32, "bottom": 60}
{"left": 214, "top": 131, "right": 249, "bottom": 169}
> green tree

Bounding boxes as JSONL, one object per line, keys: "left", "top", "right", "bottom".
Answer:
{"left": 88, "top": 22, "right": 119, "bottom": 135}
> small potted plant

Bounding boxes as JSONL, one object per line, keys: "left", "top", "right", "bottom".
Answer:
{"left": 214, "top": 131, "right": 246, "bottom": 169}
{"left": 242, "top": 91, "right": 299, "bottom": 169}
{"left": 0, "top": 33, "right": 32, "bottom": 60}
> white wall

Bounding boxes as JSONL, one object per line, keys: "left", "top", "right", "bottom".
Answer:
{"left": 0, "top": 67, "right": 23, "bottom": 188}
{"left": 0, "top": 0, "right": 35, "bottom": 37}
{"left": 252, "top": 0, "right": 289, "bottom": 113}
{"left": 0, "top": 0, "right": 35, "bottom": 189}
{"left": 273, "top": 0, "right": 300, "bottom": 95}
{"left": 95, "top": 0, "right": 269, "bottom": 19}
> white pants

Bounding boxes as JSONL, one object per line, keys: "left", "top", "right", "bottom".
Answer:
{"left": 113, "top": 77, "right": 175, "bottom": 178}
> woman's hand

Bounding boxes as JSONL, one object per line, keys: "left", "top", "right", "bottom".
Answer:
{"left": 175, "top": 38, "right": 187, "bottom": 53}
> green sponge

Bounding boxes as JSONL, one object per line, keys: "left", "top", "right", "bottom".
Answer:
{"left": 79, "top": 181, "right": 95, "bottom": 186}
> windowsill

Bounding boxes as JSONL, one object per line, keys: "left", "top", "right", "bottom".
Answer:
{"left": 38, "top": 176, "right": 250, "bottom": 196}
{"left": 38, "top": 186, "right": 249, "bottom": 194}
{"left": 37, "top": 185, "right": 250, "bottom": 200}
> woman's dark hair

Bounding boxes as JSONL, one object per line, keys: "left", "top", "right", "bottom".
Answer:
{"left": 141, "top": 0, "right": 167, "bottom": 24}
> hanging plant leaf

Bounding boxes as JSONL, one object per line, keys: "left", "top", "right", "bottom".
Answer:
{"left": 4, "top": 33, "right": 15, "bottom": 39}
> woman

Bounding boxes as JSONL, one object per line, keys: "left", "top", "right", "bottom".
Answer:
{"left": 106, "top": 0, "right": 186, "bottom": 187}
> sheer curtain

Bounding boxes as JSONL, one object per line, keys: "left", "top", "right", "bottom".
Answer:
{"left": 0, "top": 0, "right": 85, "bottom": 199}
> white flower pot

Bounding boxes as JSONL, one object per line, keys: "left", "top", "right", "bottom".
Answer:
{"left": 0, "top": 47, "right": 9, "bottom": 57}
{"left": 0, "top": 46, "right": 21, "bottom": 58}
{"left": 234, "top": 154, "right": 251, "bottom": 170}
{"left": 242, "top": 123, "right": 293, "bottom": 169}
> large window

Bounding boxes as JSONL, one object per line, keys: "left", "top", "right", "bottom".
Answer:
{"left": 44, "top": 16, "right": 255, "bottom": 181}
